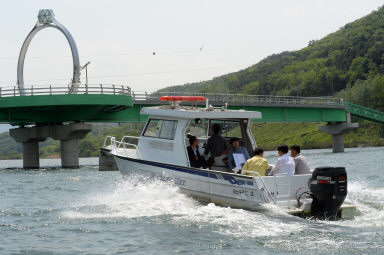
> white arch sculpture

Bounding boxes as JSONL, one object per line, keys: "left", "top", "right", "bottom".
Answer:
{"left": 17, "top": 9, "right": 80, "bottom": 95}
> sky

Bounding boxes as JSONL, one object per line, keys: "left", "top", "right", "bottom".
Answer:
{"left": 0, "top": 0, "right": 383, "bottom": 93}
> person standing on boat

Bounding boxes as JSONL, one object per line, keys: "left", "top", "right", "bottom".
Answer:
{"left": 187, "top": 136, "right": 206, "bottom": 168}
{"left": 205, "top": 124, "right": 227, "bottom": 167}
{"left": 269, "top": 144, "right": 295, "bottom": 176}
{"left": 241, "top": 148, "right": 269, "bottom": 176}
{"left": 228, "top": 137, "right": 250, "bottom": 170}
{"left": 290, "top": 145, "right": 311, "bottom": 175}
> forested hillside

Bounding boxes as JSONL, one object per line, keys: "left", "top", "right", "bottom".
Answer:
{"left": 159, "top": 6, "right": 384, "bottom": 111}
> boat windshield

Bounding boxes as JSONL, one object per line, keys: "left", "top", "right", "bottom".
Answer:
{"left": 208, "top": 120, "right": 241, "bottom": 138}
{"left": 185, "top": 118, "right": 209, "bottom": 137}
{"left": 185, "top": 119, "right": 242, "bottom": 138}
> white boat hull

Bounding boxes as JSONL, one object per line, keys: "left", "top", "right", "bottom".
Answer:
{"left": 113, "top": 154, "right": 312, "bottom": 211}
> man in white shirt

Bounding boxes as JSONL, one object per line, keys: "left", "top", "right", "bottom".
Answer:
{"left": 269, "top": 144, "right": 295, "bottom": 176}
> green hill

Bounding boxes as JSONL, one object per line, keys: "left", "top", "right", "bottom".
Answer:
{"left": 158, "top": 6, "right": 384, "bottom": 111}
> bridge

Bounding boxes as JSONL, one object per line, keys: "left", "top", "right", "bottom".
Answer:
{"left": 2, "top": 84, "right": 133, "bottom": 169}
{"left": 5, "top": 86, "right": 384, "bottom": 168}
{"left": 130, "top": 92, "right": 384, "bottom": 125}
{"left": 0, "top": 84, "right": 132, "bottom": 125}
{"left": 130, "top": 92, "right": 349, "bottom": 122}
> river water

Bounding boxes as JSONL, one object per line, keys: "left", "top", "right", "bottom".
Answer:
{"left": 0, "top": 147, "right": 383, "bottom": 255}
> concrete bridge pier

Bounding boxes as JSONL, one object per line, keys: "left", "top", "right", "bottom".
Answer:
{"left": 60, "top": 139, "right": 79, "bottom": 168}
{"left": 10, "top": 123, "right": 92, "bottom": 169}
{"left": 51, "top": 123, "right": 92, "bottom": 168}
{"left": 22, "top": 139, "right": 46, "bottom": 168}
{"left": 9, "top": 127, "right": 47, "bottom": 169}
{"left": 318, "top": 122, "right": 359, "bottom": 153}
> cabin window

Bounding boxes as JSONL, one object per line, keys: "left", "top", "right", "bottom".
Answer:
{"left": 186, "top": 118, "right": 209, "bottom": 137}
{"left": 209, "top": 120, "right": 241, "bottom": 138}
{"left": 143, "top": 119, "right": 177, "bottom": 140}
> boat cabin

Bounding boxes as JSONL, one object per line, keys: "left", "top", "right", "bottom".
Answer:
{"left": 137, "top": 104, "right": 262, "bottom": 171}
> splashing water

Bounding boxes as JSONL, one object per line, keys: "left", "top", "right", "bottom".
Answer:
{"left": 62, "top": 177, "right": 307, "bottom": 239}
{"left": 62, "top": 178, "right": 198, "bottom": 220}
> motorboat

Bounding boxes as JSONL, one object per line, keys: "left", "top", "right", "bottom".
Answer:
{"left": 105, "top": 96, "right": 356, "bottom": 220}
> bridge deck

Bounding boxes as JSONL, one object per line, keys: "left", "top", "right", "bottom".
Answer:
{"left": 130, "top": 92, "right": 348, "bottom": 123}
{"left": 0, "top": 85, "right": 133, "bottom": 125}
{"left": 130, "top": 92, "right": 384, "bottom": 124}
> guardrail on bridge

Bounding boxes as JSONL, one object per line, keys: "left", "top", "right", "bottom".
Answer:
{"left": 131, "top": 91, "right": 345, "bottom": 107}
{"left": 0, "top": 84, "right": 131, "bottom": 97}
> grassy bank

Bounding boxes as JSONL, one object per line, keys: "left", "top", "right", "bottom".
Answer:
{"left": 253, "top": 120, "right": 384, "bottom": 151}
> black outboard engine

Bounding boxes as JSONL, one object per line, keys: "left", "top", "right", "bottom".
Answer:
{"left": 309, "top": 167, "right": 347, "bottom": 220}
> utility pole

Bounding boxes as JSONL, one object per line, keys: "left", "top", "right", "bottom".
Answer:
{"left": 81, "top": 62, "right": 91, "bottom": 85}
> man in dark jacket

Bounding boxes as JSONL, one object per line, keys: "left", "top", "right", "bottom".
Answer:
{"left": 187, "top": 136, "right": 206, "bottom": 168}
{"left": 205, "top": 124, "right": 226, "bottom": 158}
{"left": 204, "top": 124, "right": 227, "bottom": 168}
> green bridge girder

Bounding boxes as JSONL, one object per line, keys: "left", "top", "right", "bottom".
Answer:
{"left": 123, "top": 102, "right": 384, "bottom": 124}
{"left": 122, "top": 104, "right": 348, "bottom": 123}
{"left": 228, "top": 106, "right": 347, "bottom": 122}
{"left": 128, "top": 100, "right": 384, "bottom": 124}
{"left": 346, "top": 102, "right": 384, "bottom": 124}
{"left": 0, "top": 94, "right": 133, "bottom": 126}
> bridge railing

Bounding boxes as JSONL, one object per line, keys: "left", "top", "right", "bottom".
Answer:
{"left": 0, "top": 85, "right": 346, "bottom": 107}
{"left": 131, "top": 91, "right": 344, "bottom": 106}
{"left": 0, "top": 84, "right": 131, "bottom": 97}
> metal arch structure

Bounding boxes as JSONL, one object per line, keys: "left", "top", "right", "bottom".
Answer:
{"left": 17, "top": 9, "right": 80, "bottom": 95}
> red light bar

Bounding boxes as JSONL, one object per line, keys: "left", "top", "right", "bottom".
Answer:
{"left": 160, "top": 96, "right": 206, "bottom": 101}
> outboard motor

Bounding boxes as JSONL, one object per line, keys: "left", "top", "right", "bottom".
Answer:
{"left": 309, "top": 167, "right": 347, "bottom": 220}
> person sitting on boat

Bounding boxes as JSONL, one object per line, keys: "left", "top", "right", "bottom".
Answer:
{"left": 268, "top": 144, "right": 295, "bottom": 176}
{"left": 228, "top": 137, "right": 250, "bottom": 171}
{"left": 204, "top": 124, "right": 227, "bottom": 167}
{"left": 187, "top": 136, "right": 207, "bottom": 168}
{"left": 241, "top": 148, "right": 269, "bottom": 176}
{"left": 290, "top": 145, "right": 311, "bottom": 175}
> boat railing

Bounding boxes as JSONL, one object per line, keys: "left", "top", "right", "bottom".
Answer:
{"left": 105, "top": 135, "right": 142, "bottom": 159}
{"left": 103, "top": 135, "right": 116, "bottom": 147}
{"left": 115, "top": 140, "right": 142, "bottom": 159}
{"left": 242, "top": 170, "right": 275, "bottom": 204}
{"left": 273, "top": 173, "right": 291, "bottom": 207}
{"left": 104, "top": 135, "right": 140, "bottom": 147}
{"left": 119, "top": 136, "right": 140, "bottom": 144}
